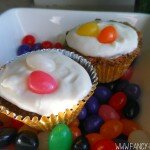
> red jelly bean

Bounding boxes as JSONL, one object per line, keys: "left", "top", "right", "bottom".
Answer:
{"left": 22, "top": 35, "right": 35, "bottom": 46}
{"left": 109, "top": 92, "right": 127, "bottom": 110}
{"left": 120, "top": 66, "right": 133, "bottom": 80}
{"left": 28, "top": 71, "right": 58, "bottom": 94}
{"left": 92, "top": 139, "right": 117, "bottom": 150}
{"left": 70, "top": 126, "right": 81, "bottom": 140}
{"left": 53, "top": 42, "right": 63, "bottom": 49}
{"left": 41, "top": 41, "right": 53, "bottom": 49}
{"left": 12, "top": 119, "right": 24, "bottom": 130}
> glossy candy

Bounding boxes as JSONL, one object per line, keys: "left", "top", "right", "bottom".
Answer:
{"left": 22, "top": 35, "right": 35, "bottom": 46}
{"left": 41, "top": 41, "right": 53, "bottom": 49}
{"left": 15, "top": 130, "right": 39, "bottom": 150}
{"left": 94, "top": 86, "right": 112, "bottom": 103}
{"left": 77, "top": 22, "right": 99, "bottom": 36}
{"left": 86, "top": 133, "right": 104, "bottom": 148}
{"left": 78, "top": 107, "right": 87, "bottom": 120}
{"left": 38, "top": 132, "right": 49, "bottom": 150}
{"left": 28, "top": 70, "right": 58, "bottom": 94}
{"left": 100, "top": 120, "right": 123, "bottom": 139}
{"left": 113, "top": 80, "right": 129, "bottom": 92}
{"left": 72, "top": 136, "right": 90, "bottom": 150}
{"left": 121, "top": 119, "right": 141, "bottom": 136}
{"left": 53, "top": 42, "right": 63, "bottom": 49}
{"left": 123, "top": 100, "right": 140, "bottom": 119}
{"left": 17, "top": 44, "right": 31, "bottom": 56}
{"left": 48, "top": 124, "right": 72, "bottom": 150}
{"left": 12, "top": 119, "right": 24, "bottom": 130}
{"left": 69, "top": 119, "right": 79, "bottom": 127}
{"left": 0, "top": 128, "right": 17, "bottom": 148}
{"left": 31, "top": 43, "right": 42, "bottom": 51}
{"left": 98, "top": 105, "right": 120, "bottom": 121}
{"left": 84, "top": 115, "right": 103, "bottom": 133}
{"left": 85, "top": 96, "right": 99, "bottom": 114}
{"left": 70, "top": 126, "right": 81, "bottom": 140}
{"left": 109, "top": 92, "right": 127, "bottom": 110}
{"left": 124, "top": 83, "right": 141, "bottom": 100}
{"left": 128, "top": 130, "right": 150, "bottom": 143}
{"left": 92, "top": 139, "right": 117, "bottom": 150}
{"left": 97, "top": 26, "right": 118, "bottom": 43}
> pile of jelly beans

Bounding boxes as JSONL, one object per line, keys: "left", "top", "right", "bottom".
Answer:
{"left": 17, "top": 35, "right": 63, "bottom": 56}
{"left": 0, "top": 35, "right": 150, "bottom": 150}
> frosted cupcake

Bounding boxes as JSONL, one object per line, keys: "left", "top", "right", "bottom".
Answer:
{"left": 66, "top": 20, "right": 142, "bottom": 83}
{"left": 0, "top": 49, "right": 97, "bottom": 131}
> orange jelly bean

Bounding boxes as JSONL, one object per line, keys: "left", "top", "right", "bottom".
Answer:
{"left": 86, "top": 133, "right": 104, "bottom": 148}
{"left": 69, "top": 118, "right": 80, "bottom": 127}
{"left": 100, "top": 120, "right": 123, "bottom": 139}
{"left": 121, "top": 119, "right": 141, "bottom": 136}
{"left": 70, "top": 126, "right": 81, "bottom": 140}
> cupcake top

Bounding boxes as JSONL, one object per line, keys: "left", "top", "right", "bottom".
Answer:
{"left": 0, "top": 50, "right": 92, "bottom": 116}
{"left": 66, "top": 20, "right": 138, "bottom": 58}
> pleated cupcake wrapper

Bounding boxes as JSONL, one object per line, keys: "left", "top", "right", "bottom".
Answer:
{"left": 0, "top": 49, "right": 98, "bottom": 131}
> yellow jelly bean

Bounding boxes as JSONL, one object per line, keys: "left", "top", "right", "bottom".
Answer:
{"left": 77, "top": 21, "right": 99, "bottom": 36}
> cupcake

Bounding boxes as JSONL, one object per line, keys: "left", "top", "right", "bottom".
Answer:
{"left": 0, "top": 49, "right": 98, "bottom": 131}
{"left": 66, "top": 20, "right": 142, "bottom": 83}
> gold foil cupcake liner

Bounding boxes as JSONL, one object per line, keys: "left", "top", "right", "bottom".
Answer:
{"left": 0, "top": 49, "right": 98, "bottom": 131}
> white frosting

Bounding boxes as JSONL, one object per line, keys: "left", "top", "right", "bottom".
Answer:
{"left": 0, "top": 51, "right": 92, "bottom": 116}
{"left": 66, "top": 21, "right": 138, "bottom": 58}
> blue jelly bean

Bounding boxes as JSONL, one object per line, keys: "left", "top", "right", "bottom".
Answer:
{"left": 94, "top": 86, "right": 112, "bottom": 103}
{"left": 85, "top": 96, "right": 99, "bottom": 114}
{"left": 78, "top": 107, "right": 87, "bottom": 120}
{"left": 83, "top": 115, "right": 103, "bottom": 133}
{"left": 31, "top": 43, "right": 41, "bottom": 51}
{"left": 17, "top": 44, "right": 31, "bottom": 56}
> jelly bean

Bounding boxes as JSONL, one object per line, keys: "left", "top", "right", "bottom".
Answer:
{"left": 100, "top": 120, "right": 123, "bottom": 139}
{"left": 109, "top": 92, "right": 127, "bottom": 110}
{"left": 97, "top": 26, "right": 118, "bottom": 43}
{"left": 94, "top": 86, "right": 112, "bottom": 103}
{"left": 22, "top": 35, "right": 35, "bottom": 46}
{"left": 69, "top": 118, "right": 79, "bottom": 127}
{"left": 17, "top": 44, "right": 31, "bottom": 56}
{"left": 86, "top": 133, "right": 104, "bottom": 148}
{"left": 78, "top": 107, "right": 87, "bottom": 120}
{"left": 38, "top": 132, "right": 49, "bottom": 150}
{"left": 31, "top": 43, "right": 42, "bottom": 51}
{"left": 0, "top": 113, "right": 12, "bottom": 127}
{"left": 19, "top": 125, "right": 38, "bottom": 134}
{"left": 12, "top": 119, "right": 24, "bottom": 130}
{"left": 128, "top": 130, "right": 150, "bottom": 144}
{"left": 98, "top": 105, "right": 120, "bottom": 121}
{"left": 124, "top": 83, "right": 141, "bottom": 100}
{"left": 84, "top": 115, "right": 103, "bottom": 133}
{"left": 48, "top": 124, "right": 72, "bottom": 150}
{"left": 85, "top": 96, "right": 99, "bottom": 114}
{"left": 15, "top": 130, "right": 39, "bottom": 150}
{"left": 77, "top": 22, "right": 99, "bottom": 36}
{"left": 123, "top": 100, "right": 140, "bottom": 119}
{"left": 53, "top": 42, "right": 63, "bottom": 49}
{"left": 100, "top": 81, "right": 118, "bottom": 91}
{"left": 41, "top": 41, "right": 53, "bottom": 49}
{"left": 113, "top": 80, "right": 129, "bottom": 92}
{"left": 72, "top": 136, "right": 90, "bottom": 150}
{"left": 28, "top": 71, "right": 58, "bottom": 94}
{"left": 120, "top": 66, "right": 133, "bottom": 80}
{"left": 0, "top": 128, "right": 17, "bottom": 148}
{"left": 121, "top": 119, "right": 141, "bottom": 136}
{"left": 70, "top": 126, "right": 81, "bottom": 140}
{"left": 92, "top": 139, "right": 117, "bottom": 150}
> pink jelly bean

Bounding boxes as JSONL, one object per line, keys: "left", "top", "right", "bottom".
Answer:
{"left": 98, "top": 105, "right": 120, "bottom": 121}
{"left": 28, "top": 70, "right": 58, "bottom": 94}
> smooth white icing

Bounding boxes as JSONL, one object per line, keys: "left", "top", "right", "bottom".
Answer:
{"left": 66, "top": 21, "right": 138, "bottom": 58}
{"left": 0, "top": 51, "right": 92, "bottom": 116}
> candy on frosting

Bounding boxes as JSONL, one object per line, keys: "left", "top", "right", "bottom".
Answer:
{"left": 0, "top": 51, "right": 92, "bottom": 116}
{"left": 66, "top": 21, "right": 138, "bottom": 58}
